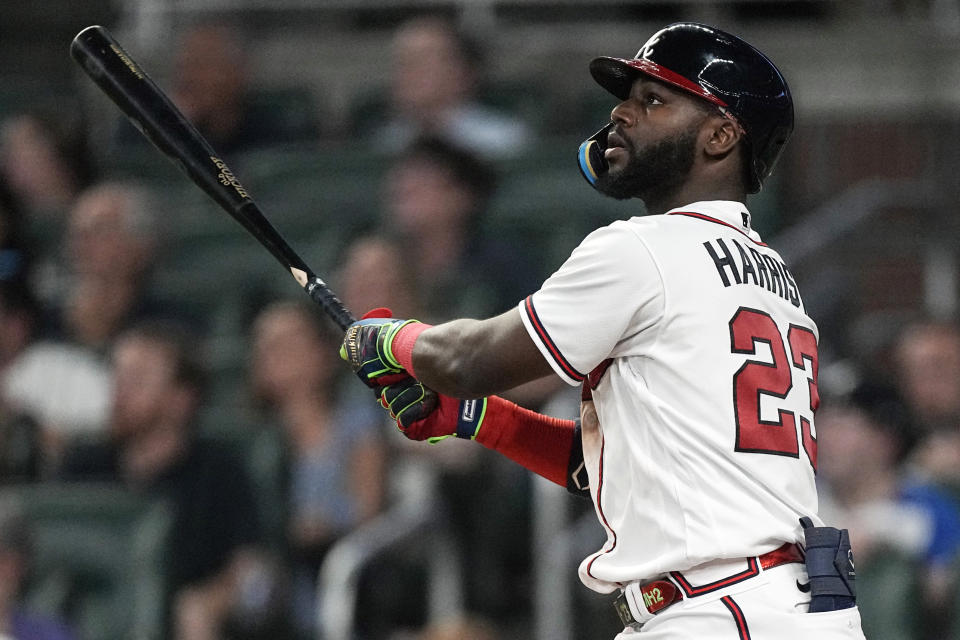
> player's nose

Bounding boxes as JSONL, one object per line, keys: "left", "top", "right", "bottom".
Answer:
{"left": 610, "top": 100, "right": 637, "bottom": 128}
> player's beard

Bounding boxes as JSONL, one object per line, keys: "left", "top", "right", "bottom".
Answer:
{"left": 595, "top": 124, "right": 700, "bottom": 202}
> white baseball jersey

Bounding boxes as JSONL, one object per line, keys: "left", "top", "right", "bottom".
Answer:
{"left": 518, "top": 200, "right": 822, "bottom": 594}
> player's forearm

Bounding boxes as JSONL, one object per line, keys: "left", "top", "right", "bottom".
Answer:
{"left": 348, "top": 308, "right": 551, "bottom": 396}
{"left": 395, "top": 309, "right": 554, "bottom": 398}
{"left": 411, "top": 318, "right": 527, "bottom": 398}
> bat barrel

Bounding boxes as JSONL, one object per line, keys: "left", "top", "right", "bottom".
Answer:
{"left": 71, "top": 27, "right": 242, "bottom": 214}
{"left": 70, "top": 25, "right": 358, "bottom": 334}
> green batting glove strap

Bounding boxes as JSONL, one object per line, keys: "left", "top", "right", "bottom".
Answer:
{"left": 378, "top": 319, "right": 420, "bottom": 369}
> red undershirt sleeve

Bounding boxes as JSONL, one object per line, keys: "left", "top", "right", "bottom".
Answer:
{"left": 474, "top": 395, "right": 577, "bottom": 487}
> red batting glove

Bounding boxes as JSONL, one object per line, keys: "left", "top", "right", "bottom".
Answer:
{"left": 379, "top": 377, "right": 484, "bottom": 442}
{"left": 379, "top": 378, "right": 577, "bottom": 487}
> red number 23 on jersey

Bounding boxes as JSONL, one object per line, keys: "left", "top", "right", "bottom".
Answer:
{"left": 729, "top": 307, "right": 819, "bottom": 470}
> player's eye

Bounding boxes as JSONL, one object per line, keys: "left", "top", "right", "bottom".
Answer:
{"left": 646, "top": 93, "right": 664, "bottom": 106}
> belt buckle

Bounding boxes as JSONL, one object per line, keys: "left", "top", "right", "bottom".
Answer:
{"left": 615, "top": 579, "right": 681, "bottom": 628}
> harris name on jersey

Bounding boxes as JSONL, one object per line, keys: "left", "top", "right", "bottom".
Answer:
{"left": 703, "top": 237, "right": 802, "bottom": 308}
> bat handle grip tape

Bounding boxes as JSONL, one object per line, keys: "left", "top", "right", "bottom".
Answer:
{"left": 306, "top": 277, "right": 356, "bottom": 331}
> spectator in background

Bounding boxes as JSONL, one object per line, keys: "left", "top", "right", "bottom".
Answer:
{"left": 3, "top": 182, "right": 167, "bottom": 471}
{"left": 817, "top": 396, "right": 934, "bottom": 564}
{"left": 0, "top": 110, "right": 93, "bottom": 251}
{"left": 817, "top": 382, "right": 960, "bottom": 639}
{"left": 59, "top": 321, "right": 278, "bottom": 640}
{"left": 168, "top": 21, "right": 316, "bottom": 156}
{"left": 53, "top": 181, "right": 161, "bottom": 346}
{"left": 894, "top": 319, "right": 960, "bottom": 432}
{"left": 366, "top": 15, "right": 531, "bottom": 159}
{"left": 381, "top": 136, "right": 536, "bottom": 322}
{"left": 0, "top": 500, "right": 76, "bottom": 640}
{"left": 892, "top": 319, "right": 960, "bottom": 489}
{"left": 249, "top": 301, "right": 386, "bottom": 636}
{"left": 381, "top": 136, "right": 559, "bottom": 411}
{"left": 338, "top": 236, "right": 419, "bottom": 321}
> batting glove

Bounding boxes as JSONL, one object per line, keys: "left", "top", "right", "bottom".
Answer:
{"left": 380, "top": 377, "right": 487, "bottom": 443}
{"left": 340, "top": 309, "right": 421, "bottom": 388}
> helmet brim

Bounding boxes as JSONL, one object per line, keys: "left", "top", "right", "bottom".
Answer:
{"left": 589, "top": 56, "right": 729, "bottom": 109}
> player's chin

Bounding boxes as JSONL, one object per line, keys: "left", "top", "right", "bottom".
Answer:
{"left": 594, "top": 171, "right": 637, "bottom": 200}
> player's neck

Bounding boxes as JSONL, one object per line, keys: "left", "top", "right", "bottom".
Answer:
{"left": 643, "top": 180, "right": 746, "bottom": 216}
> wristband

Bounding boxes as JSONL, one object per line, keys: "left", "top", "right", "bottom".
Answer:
{"left": 390, "top": 322, "right": 432, "bottom": 377}
{"left": 422, "top": 396, "right": 488, "bottom": 444}
{"left": 455, "top": 397, "right": 488, "bottom": 439}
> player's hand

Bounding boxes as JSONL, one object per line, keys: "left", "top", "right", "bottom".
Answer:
{"left": 379, "top": 377, "right": 487, "bottom": 443}
{"left": 340, "top": 308, "right": 421, "bottom": 388}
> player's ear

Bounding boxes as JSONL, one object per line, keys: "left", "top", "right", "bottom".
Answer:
{"left": 703, "top": 116, "right": 743, "bottom": 159}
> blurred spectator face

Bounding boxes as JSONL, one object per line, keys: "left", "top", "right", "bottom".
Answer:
{"left": 110, "top": 335, "right": 181, "bottom": 439}
{"left": 67, "top": 184, "right": 154, "bottom": 280}
{"left": 339, "top": 236, "right": 416, "bottom": 318}
{"left": 172, "top": 24, "right": 247, "bottom": 122}
{"left": 0, "top": 115, "right": 79, "bottom": 214}
{"left": 251, "top": 304, "right": 335, "bottom": 406}
{"left": 386, "top": 156, "right": 474, "bottom": 235}
{"left": 817, "top": 406, "right": 898, "bottom": 491}
{"left": 894, "top": 323, "right": 960, "bottom": 424}
{"left": 390, "top": 18, "right": 475, "bottom": 117}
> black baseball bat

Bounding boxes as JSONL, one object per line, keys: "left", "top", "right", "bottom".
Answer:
{"left": 69, "top": 25, "right": 356, "bottom": 331}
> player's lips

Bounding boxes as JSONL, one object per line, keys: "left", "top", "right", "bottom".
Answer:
{"left": 606, "top": 130, "right": 627, "bottom": 150}
{"left": 605, "top": 146, "right": 626, "bottom": 162}
{"left": 605, "top": 130, "right": 628, "bottom": 162}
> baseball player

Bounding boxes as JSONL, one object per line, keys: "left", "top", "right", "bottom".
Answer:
{"left": 342, "top": 23, "right": 866, "bottom": 639}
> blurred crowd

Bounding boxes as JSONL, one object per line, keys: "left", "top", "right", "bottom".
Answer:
{"left": 0, "top": 12, "right": 958, "bottom": 640}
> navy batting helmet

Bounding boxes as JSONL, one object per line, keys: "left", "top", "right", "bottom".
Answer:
{"left": 578, "top": 23, "right": 793, "bottom": 194}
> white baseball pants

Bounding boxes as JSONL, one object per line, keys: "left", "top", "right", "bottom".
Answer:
{"left": 614, "top": 562, "right": 866, "bottom": 639}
